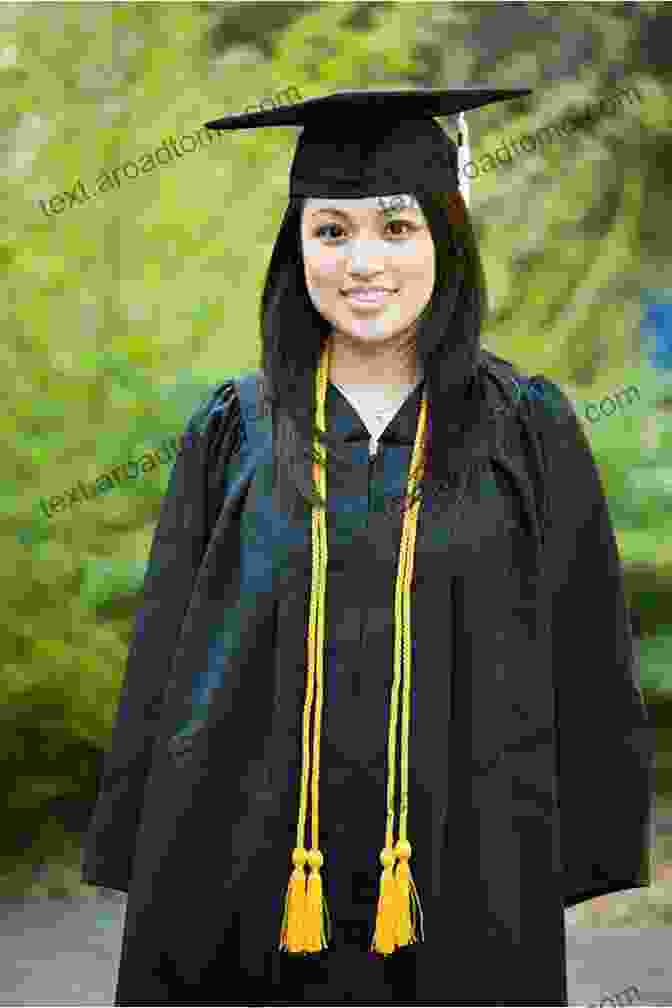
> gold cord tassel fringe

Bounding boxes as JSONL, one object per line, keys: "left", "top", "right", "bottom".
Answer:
{"left": 372, "top": 848, "right": 398, "bottom": 954}
{"left": 279, "top": 849, "right": 307, "bottom": 953}
{"left": 304, "top": 850, "right": 330, "bottom": 952}
{"left": 394, "top": 841, "right": 422, "bottom": 947}
{"left": 279, "top": 336, "right": 427, "bottom": 958}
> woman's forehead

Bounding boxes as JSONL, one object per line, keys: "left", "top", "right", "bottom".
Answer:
{"left": 303, "top": 194, "right": 420, "bottom": 214}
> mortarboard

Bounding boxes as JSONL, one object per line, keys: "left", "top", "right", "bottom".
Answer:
{"left": 204, "top": 86, "right": 532, "bottom": 207}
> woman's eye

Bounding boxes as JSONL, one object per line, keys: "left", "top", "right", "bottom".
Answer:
{"left": 314, "top": 220, "right": 415, "bottom": 241}
{"left": 315, "top": 223, "right": 345, "bottom": 241}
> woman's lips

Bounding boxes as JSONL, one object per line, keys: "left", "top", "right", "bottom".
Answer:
{"left": 342, "top": 288, "right": 398, "bottom": 306}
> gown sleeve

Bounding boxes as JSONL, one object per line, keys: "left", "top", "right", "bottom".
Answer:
{"left": 79, "top": 380, "right": 241, "bottom": 893}
{"left": 527, "top": 376, "right": 655, "bottom": 908}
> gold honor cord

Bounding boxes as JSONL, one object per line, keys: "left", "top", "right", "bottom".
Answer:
{"left": 279, "top": 337, "right": 426, "bottom": 956}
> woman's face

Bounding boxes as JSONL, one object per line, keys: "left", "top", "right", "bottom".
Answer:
{"left": 300, "top": 193, "right": 436, "bottom": 347}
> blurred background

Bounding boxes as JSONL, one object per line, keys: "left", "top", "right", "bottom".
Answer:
{"left": 1, "top": 1, "right": 671, "bottom": 935}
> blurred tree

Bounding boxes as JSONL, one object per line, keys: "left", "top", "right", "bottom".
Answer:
{"left": 203, "top": 0, "right": 321, "bottom": 60}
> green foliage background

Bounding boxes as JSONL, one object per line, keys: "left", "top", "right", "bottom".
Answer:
{"left": 1, "top": 1, "right": 671, "bottom": 897}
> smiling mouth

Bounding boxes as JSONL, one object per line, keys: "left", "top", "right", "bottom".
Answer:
{"left": 342, "top": 289, "right": 398, "bottom": 305}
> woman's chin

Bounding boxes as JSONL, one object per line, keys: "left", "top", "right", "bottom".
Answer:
{"left": 334, "top": 313, "right": 410, "bottom": 343}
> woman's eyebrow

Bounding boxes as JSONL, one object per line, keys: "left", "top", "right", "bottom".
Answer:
{"left": 310, "top": 208, "right": 353, "bottom": 219}
{"left": 310, "top": 203, "right": 420, "bottom": 219}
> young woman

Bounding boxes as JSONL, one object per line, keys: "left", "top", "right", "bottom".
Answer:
{"left": 82, "top": 89, "right": 654, "bottom": 1006}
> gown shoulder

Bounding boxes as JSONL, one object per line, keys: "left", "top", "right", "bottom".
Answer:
{"left": 186, "top": 379, "right": 243, "bottom": 457}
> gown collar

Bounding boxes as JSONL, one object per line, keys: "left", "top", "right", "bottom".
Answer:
{"left": 326, "top": 378, "right": 427, "bottom": 448}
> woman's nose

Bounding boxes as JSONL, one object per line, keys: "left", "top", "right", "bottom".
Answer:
{"left": 347, "top": 239, "right": 386, "bottom": 271}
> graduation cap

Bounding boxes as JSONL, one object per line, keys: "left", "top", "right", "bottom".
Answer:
{"left": 204, "top": 86, "right": 532, "bottom": 208}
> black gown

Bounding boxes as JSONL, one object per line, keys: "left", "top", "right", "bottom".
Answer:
{"left": 80, "top": 349, "right": 654, "bottom": 1005}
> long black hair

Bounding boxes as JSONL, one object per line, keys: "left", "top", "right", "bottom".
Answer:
{"left": 256, "top": 186, "right": 490, "bottom": 518}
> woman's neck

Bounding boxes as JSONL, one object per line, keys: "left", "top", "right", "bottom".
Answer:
{"left": 327, "top": 330, "right": 420, "bottom": 386}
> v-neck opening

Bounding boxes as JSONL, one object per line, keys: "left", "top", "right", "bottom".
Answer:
{"left": 327, "top": 379, "right": 425, "bottom": 437}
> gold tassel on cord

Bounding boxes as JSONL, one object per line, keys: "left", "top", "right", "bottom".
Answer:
{"left": 390, "top": 484, "right": 425, "bottom": 950}
{"left": 304, "top": 850, "right": 330, "bottom": 952}
{"left": 372, "top": 846, "right": 399, "bottom": 955}
{"left": 371, "top": 372, "right": 428, "bottom": 956}
{"left": 394, "top": 840, "right": 423, "bottom": 946}
{"left": 279, "top": 342, "right": 331, "bottom": 955}
{"left": 279, "top": 848, "right": 307, "bottom": 953}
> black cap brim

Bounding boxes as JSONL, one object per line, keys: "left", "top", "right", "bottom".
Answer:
{"left": 203, "top": 86, "right": 532, "bottom": 131}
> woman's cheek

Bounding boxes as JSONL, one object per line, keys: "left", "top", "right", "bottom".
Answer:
{"left": 303, "top": 238, "right": 348, "bottom": 267}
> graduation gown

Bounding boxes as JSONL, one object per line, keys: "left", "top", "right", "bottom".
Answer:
{"left": 80, "top": 348, "right": 654, "bottom": 1006}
